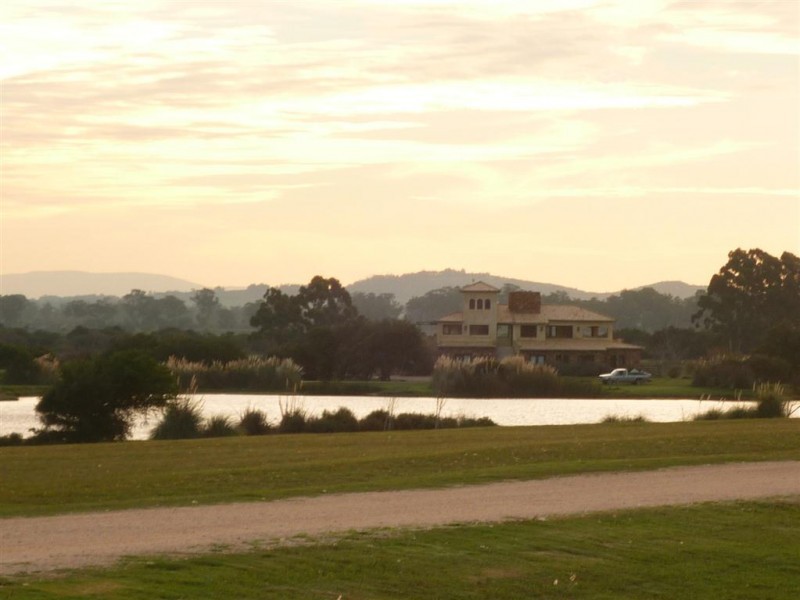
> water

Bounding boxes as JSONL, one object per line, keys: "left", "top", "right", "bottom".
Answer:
{"left": 0, "top": 394, "right": 763, "bottom": 440}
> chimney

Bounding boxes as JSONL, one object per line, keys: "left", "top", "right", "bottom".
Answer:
{"left": 508, "top": 291, "right": 541, "bottom": 313}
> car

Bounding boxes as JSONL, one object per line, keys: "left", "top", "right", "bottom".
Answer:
{"left": 598, "top": 368, "right": 652, "bottom": 385}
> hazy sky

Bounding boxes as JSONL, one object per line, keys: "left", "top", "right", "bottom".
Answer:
{"left": 2, "top": 0, "right": 798, "bottom": 292}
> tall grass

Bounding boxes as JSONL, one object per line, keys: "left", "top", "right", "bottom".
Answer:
{"left": 694, "top": 382, "right": 797, "bottom": 420}
{"left": 432, "top": 355, "right": 601, "bottom": 398}
{"left": 166, "top": 355, "right": 302, "bottom": 392}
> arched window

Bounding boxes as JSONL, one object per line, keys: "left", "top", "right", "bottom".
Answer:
{"left": 485, "top": 299, "right": 491, "bottom": 310}
{"left": 477, "top": 299, "right": 484, "bottom": 309}
{"left": 469, "top": 299, "right": 475, "bottom": 309}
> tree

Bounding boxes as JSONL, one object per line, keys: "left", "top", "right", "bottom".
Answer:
{"left": 249, "top": 287, "right": 304, "bottom": 345}
{"left": 0, "top": 343, "right": 40, "bottom": 384}
{"left": 350, "top": 292, "right": 403, "bottom": 320}
{"left": 294, "top": 276, "right": 357, "bottom": 328}
{"left": 693, "top": 249, "right": 800, "bottom": 353}
{"left": 367, "top": 319, "right": 431, "bottom": 380}
{"left": 121, "top": 289, "right": 158, "bottom": 331}
{"left": 192, "top": 288, "right": 221, "bottom": 330}
{"left": 35, "top": 350, "right": 176, "bottom": 442}
{"left": 404, "top": 287, "right": 462, "bottom": 323}
{"left": 250, "top": 276, "right": 357, "bottom": 343}
{"left": 0, "top": 295, "right": 33, "bottom": 328}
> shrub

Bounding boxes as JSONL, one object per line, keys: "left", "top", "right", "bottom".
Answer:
{"left": 203, "top": 415, "right": 238, "bottom": 438}
{"left": 37, "top": 350, "right": 176, "bottom": 443}
{"left": 278, "top": 409, "right": 307, "bottom": 434}
{"left": 754, "top": 382, "right": 792, "bottom": 418}
{"left": 0, "top": 433, "right": 23, "bottom": 446}
{"left": 432, "top": 356, "right": 601, "bottom": 398}
{"left": 306, "top": 408, "right": 359, "bottom": 433}
{"left": 394, "top": 412, "right": 438, "bottom": 430}
{"left": 151, "top": 398, "right": 204, "bottom": 440}
{"left": 601, "top": 414, "right": 648, "bottom": 423}
{"left": 238, "top": 408, "right": 271, "bottom": 435}
{"left": 691, "top": 356, "right": 754, "bottom": 389}
{"left": 693, "top": 383, "right": 794, "bottom": 420}
{"left": 359, "top": 409, "right": 394, "bottom": 431}
{"left": 166, "top": 355, "right": 303, "bottom": 392}
{"left": 748, "top": 354, "right": 792, "bottom": 384}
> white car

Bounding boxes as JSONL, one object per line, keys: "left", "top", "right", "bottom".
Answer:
{"left": 598, "top": 368, "right": 652, "bottom": 385}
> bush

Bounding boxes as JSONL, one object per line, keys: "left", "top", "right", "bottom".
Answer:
{"left": 0, "top": 433, "right": 23, "bottom": 446}
{"left": 203, "top": 415, "right": 238, "bottom": 438}
{"left": 166, "top": 355, "right": 303, "bottom": 392}
{"left": 306, "top": 408, "right": 359, "bottom": 433}
{"left": 37, "top": 350, "right": 176, "bottom": 443}
{"left": 754, "top": 383, "right": 792, "bottom": 418}
{"left": 601, "top": 415, "right": 648, "bottom": 423}
{"left": 393, "top": 412, "right": 438, "bottom": 430}
{"left": 748, "top": 354, "right": 792, "bottom": 384}
{"left": 359, "top": 409, "right": 394, "bottom": 431}
{"left": 278, "top": 409, "right": 307, "bottom": 434}
{"left": 693, "top": 383, "right": 794, "bottom": 420}
{"left": 432, "top": 356, "right": 601, "bottom": 398}
{"left": 238, "top": 408, "right": 271, "bottom": 435}
{"left": 691, "top": 357, "right": 754, "bottom": 389}
{"left": 151, "top": 399, "right": 204, "bottom": 440}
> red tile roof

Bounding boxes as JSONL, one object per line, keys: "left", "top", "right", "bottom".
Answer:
{"left": 461, "top": 281, "right": 500, "bottom": 293}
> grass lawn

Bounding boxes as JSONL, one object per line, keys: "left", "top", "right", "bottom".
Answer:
{"left": 592, "top": 377, "right": 757, "bottom": 400}
{"left": 1, "top": 419, "right": 799, "bottom": 517}
{"left": 0, "top": 377, "right": 762, "bottom": 401}
{"left": 308, "top": 376, "right": 760, "bottom": 400}
{"left": 2, "top": 500, "right": 798, "bottom": 599}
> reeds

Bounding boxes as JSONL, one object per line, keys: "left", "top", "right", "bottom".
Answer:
{"left": 432, "top": 355, "right": 599, "bottom": 398}
{"left": 165, "top": 355, "right": 302, "bottom": 392}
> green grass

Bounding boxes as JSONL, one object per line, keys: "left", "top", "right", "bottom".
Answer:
{"left": 593, "top": 377, "right": 757, "bottom": 400}
{"left": 303, "top": 377, "right": 760, "bottom": 400}
{"left": 3, "top": 500, "right": 798, "bottom": 599}
{"left": 1, "top": 419, "right": 799, "bottom": 517}
{"left": 0, "top": 377, "right": 763, "bottom": 401}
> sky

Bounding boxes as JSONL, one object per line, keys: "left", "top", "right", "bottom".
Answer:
{"left": 2, "top": 0, "right": 798, "bottom": 293}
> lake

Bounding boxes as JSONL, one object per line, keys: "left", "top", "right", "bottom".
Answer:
{"left": 0, "top": 394, "right": 764, "bottom": 440}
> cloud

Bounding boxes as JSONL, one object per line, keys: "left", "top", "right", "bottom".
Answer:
{"left": 2, "top": 0, "right": 797, "bottom": 288}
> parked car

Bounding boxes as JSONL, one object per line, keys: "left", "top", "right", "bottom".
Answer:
{"left": 598, "top": 368, "right": 652, "bottom": 385}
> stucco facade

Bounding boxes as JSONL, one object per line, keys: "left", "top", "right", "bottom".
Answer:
{"left": 436, "top": 282, "right": 642, "bottom": 368}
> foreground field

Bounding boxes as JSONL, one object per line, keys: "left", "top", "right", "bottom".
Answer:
{"left": 1, "top": 419, "right": 799, "bottom": 517}
{"left": 3, "top": 500, "right": 798, "bottom": 599}
{"left": 3, "top": 461, "right": 797, "bottom": 575}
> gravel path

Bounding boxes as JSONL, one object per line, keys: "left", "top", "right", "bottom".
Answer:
{"left": 2, "top": 461, "right": 799, "bottom": 575}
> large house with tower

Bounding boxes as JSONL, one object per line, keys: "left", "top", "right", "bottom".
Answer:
{"left": 435, "top": 282, "right": 642, "bottom": 368}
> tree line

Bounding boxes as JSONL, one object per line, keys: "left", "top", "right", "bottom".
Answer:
{"left": 2, "top": 281, "right": 696, "bottom": 334}
{"left": 2, "top": 248, "right": 798, "bottom": 384}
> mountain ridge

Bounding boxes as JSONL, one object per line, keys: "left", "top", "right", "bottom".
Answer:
{"left": 1, "top": 269, "right": 705, "bottom": 303}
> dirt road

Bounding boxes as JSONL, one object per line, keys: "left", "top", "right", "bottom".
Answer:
{"left": 2, "top": 461, "right": 799, "bottom": 575}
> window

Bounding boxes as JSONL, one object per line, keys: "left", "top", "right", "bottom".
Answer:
{"left": 548, "top": 325, "right": 573, "bottom": 339}
{"left": 469, "top": 324, "right": 489, "bottom": 336}
{"left": 580, "top": 325, "right": 609, "bottom": 338}
{"left": 485, "top": 299, "right": 491, "bottom": 309}
{"left": 496, "top": 324, "right": 511, "bottom": 339}
{"left": 442, "top": 324, "right": 462, "bottom": 335}
{"left": 469, "top": 299, "right": 475, "bottom": 309}
{"left": 520, "top": 325, "right": 537, "bottom": 338}
{"left": 477, "top": 299, "right": 484, "bottom": 310}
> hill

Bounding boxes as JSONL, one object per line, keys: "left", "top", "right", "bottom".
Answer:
{"left": 1, "top": 270, "right": 705, "bottom": 304}
{"left": 0, "top": 271, "right": 204, "bottom": 298}
{"left": 347, "top": 270, "right": 704, "bottom": 304}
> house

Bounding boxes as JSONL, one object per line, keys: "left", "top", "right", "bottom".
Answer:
{"left": 435, "top": 282, "right": 642, "bottom": 368}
